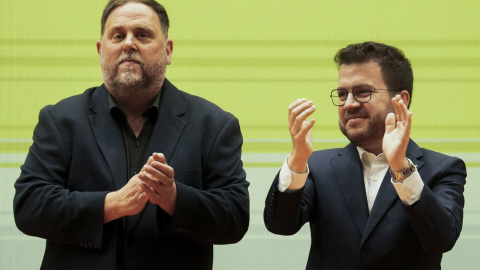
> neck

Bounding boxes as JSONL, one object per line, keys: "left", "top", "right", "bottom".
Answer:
{"left": 114, "top": 88, "right": 158, "bottom": 138}
{"left": 359, "top": 140, "right": 383, "bottom": 156}
{"left": 116, "top": 93, "right": 155, "bottom": 117}
{"left": 108, "top": 83, "right": 161, "bottom": 118}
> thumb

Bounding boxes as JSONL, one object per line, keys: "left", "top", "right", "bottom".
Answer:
{"left": 385, "top": 112, "right": 396, "bottom": 134}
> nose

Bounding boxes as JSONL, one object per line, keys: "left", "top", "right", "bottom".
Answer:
{"left": 123, "top": 33, "right": 138, "bottom": 53}
{"left": 343, "top": 91, "right": 360, "bottom": 110}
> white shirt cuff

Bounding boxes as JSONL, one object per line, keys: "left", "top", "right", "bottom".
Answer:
{"left": 391, "top": 170, "right": 424, "bottom": 205}
{"left": 278, "top": 156, "right": 309, "bottom": 192}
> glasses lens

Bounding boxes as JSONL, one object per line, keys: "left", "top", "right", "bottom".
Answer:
{"left": 331, "top": 89, "right": 347, "bottom": 106}
{"left": 352, "top": 86, "right": 372, "bottom": 102}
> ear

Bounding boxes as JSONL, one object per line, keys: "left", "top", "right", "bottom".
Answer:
{"left": 399, "top": 90, "right": 410, "bottom": 108}
{"left": 165, "top": 38, "right": 173, "bottom": 65}
{"left": 96, "top": 41, "right": 102, "bottom": 56}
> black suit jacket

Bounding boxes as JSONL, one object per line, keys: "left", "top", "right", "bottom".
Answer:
{"left": 264, "top": 142, "right": 466, "bottom": 270}
{"left": 14, "top": 79, "right": 249, "bottom": 270}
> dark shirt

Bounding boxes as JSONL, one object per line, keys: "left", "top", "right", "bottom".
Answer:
{"left": 108, "top": 91, "right": 161, "bottom": 270}
{"left": 108, "top": 92, "right": 161, "bottom": 177}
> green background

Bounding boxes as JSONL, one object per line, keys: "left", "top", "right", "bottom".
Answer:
{"left": 1, "top": 0, "right": 479, "bottom": 269}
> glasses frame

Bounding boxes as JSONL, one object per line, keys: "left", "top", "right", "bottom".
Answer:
{"left": 330, "top": 87, "right": 398, "bottom": 106}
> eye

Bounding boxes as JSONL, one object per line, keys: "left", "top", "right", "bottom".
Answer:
{"left": 112, "top": 33, "right": 124, "bottom": 40}
{"left": 137, "top": 32, "right": 149, "bottom": 38}
{"left": 354, "top": 87, "right": 371, "bottom": 97}
{"left": 336, "top": 89, "right": 348, "bottom": 99}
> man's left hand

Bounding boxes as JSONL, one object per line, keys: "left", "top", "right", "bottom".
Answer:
{"left": 383, "top": 94, "right": 412, "bottom": 171}
{"left": 138, "top": 152, "right": 177, "bottom": 216}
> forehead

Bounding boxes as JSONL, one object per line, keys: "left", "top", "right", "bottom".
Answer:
{"left": 105, "top": 2, "right": 162, "bottom": 32}
{"left": 338, "top": 61, "right": 386, "bottom": 88}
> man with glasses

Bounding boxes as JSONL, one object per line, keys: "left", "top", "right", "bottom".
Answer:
{"left": 264, "top": 41, "right": 466, "bottom": 269}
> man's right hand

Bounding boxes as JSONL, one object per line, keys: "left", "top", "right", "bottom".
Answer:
{"left": 103, "top": 173, "right": 150, "bottom": 224}
{"left": 287, "top": 98, "right": 316, "bottom": 173}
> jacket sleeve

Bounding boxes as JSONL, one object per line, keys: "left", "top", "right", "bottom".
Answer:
{"left": 160, "top": 115, "right": 250, "bottom": 244}
{"left": 13, "top": 106, "right": 107, "bottom": 249}
{"left": 402, "top": 156, "right": 466, "bottom": 253}
{"left": 263, "top": 172, "right": 316, "bottom": 236}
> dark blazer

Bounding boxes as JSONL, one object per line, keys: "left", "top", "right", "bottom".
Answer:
{"left": 14, "top": 79, "right": 249, "bottom": 270}
{"left": 264, "top": 142, "right": 466, "bottom": 270}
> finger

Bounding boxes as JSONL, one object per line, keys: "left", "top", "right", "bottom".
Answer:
{"left": 392, "top": 95, "right": 408, "bottom": 122}
{"left": 151, "top": 161, "right": 175, "bottom": 179}
{"left": 152, "top": 152, "right": 167, "bottom": 164}
{"left": 391, "top": 96, "right": 400, "bottom": 119}
{"left": 384, "top": 112, "right": 396, "bottom": 134}
{"left": 140, "top": 183, "right": 160, "bottom": 202}
{"left": 293, "top": 105, "right": 316, "bottom": 129}
{"left": 399, "top": 98, "right": 409, "bottom": 119}
{"left": 139, "top": 170, "right": 166, "bottom": 193}
{"left": 290, "top": 102, "right": 316, "bottom": 133}
{"left": 142, "top": 164, "right": 174, "bottom": 187}
{"left": 297, "top": 119, "right": 316, "bottom": 138}
{"left": 137, "top": 191, "right": 148, "bottom": 201}
{"left": 404, "top": 111, "right": 413, "bottom": 136}
{"left": 288, "top": 100, "right": 313, "bottom": 125}
{"left": 142, "top": 156, "right": 155, "bottom": 172}
{"left": 287, "top": 98, "right": 308, "bottom": 115}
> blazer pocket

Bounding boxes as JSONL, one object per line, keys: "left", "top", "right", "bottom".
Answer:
{"left": 174, "top": 168, "right": 202, "bottom": 189}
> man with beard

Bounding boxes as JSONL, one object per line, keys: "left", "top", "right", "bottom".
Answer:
{"left": 13, "top": 1, "right": 249, "bottom": 269}
{"left": 264, "top": 41, "right": 466, "bottom": 269}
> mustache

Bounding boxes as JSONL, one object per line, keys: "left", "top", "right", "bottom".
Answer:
{"left": 115, "top": 53, "right": 144, "bottom": 66}
{"left": 344, "top": 109, "right": 368, "bottom": 121}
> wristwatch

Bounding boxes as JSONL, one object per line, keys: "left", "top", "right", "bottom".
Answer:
{"left": 390, "top": 158, "right": 417, "bottom": 182}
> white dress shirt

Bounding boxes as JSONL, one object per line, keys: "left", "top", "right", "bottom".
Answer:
{"left": 278, "top": 147, "right": 424, "bottom": 210}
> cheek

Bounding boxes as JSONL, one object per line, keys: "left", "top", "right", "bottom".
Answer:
{"left": 338, "top": 108, "right": 345, "bottom": 122}
{"left": 103, "top": 45, "right": 122, "bottom": 58}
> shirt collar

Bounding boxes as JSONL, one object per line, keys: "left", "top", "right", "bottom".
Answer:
{"left": 108, "top": 91, "right": 161, "bottom": 119}
{"left": 356, "top": 146, "right": 387, "bottom": 166}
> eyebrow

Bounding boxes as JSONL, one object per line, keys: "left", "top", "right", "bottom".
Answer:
{"left": 107, "top": 25, "right": 156, "bottom": 35}
{"left": 337, "top": 84, "right": 373, "bottom": 90}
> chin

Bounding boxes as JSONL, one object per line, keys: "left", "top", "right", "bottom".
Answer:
{"left": 117, "top": 73, "right": 144, "bottom": 85}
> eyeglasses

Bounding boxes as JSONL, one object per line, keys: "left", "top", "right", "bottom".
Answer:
{"left": 330, "top": 86, "right": 397, "bottom": 106}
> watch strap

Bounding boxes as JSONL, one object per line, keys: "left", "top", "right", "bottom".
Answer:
{"left": 390, "top": 158, "right": 417, "bottom": 182}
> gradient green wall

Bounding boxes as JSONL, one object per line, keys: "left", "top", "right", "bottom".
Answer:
{"left": 1, "top": 0, "right": 479, "bottom": 269}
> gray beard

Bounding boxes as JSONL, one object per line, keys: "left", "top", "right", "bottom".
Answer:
{"left": 100, "top": 52, "right": 166, "bottom": 98}
{"left": 113, "top": 65, "right": 147, "bottom": 89}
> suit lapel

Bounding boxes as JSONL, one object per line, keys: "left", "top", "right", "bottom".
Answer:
{"left": 332, "top": 144, "right": 369, "bottom": 236}
{"left": 144, "top": 78, "right": 186, "bottom": 164}
{"left": 361, "top": 140, "right": 424, "bottom": 245}
{"left": 88, "top": 85, "right": 127, "bottom": 190}
{"left": 361, "top": 169, "right": 397, "bottom": 245}
{"left": 127, "top": 79, "right": 187, "bottom": 231}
